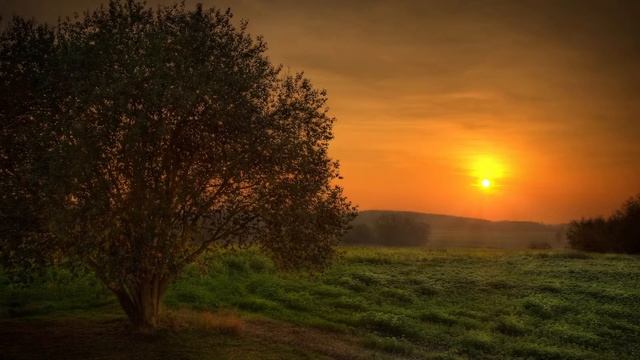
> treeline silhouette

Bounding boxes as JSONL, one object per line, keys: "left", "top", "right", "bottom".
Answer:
{"left": 342, "top": 213, "right": 431, "bottom": 246}
{"left": 342, "top": 210, "right": 562, "bottom": 249}
{"left": 567, "top": 194, "right": 640, "bottom": 253}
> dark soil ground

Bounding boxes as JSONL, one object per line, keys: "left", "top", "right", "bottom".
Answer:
{"left": 0, "top": 315, "right": 381, "bottom": 360}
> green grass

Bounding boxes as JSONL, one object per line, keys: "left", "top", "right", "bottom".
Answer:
{"left": 1, "top": 247, "right": 640, "bottom": 359}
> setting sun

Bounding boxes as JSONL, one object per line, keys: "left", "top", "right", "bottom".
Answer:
{"left": 470, "top": 155, "right": 506, "bottom": 192}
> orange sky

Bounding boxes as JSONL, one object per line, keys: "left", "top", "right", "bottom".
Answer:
{"left": 4, "top": 0, "right": 640, "bottom": 223}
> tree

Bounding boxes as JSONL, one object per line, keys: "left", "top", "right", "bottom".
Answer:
{"left": 0, "top": 0, "right": 356, "bottom": 329}
{"left": 567, "top": 194, "right": 640, "bottom": 253}
{"left": 566, "top": 217, "right": 613, "bottom": 252}
{"left": 610, "top": 194, "right": 640, "bottom": 253}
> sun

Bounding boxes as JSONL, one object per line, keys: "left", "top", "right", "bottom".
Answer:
{"left": 469, "top": 155, "right": 506, "bottom": 192}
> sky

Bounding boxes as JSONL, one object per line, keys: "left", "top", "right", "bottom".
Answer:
{"left": 2, "top": 0, "right": 639, "bottom": 223}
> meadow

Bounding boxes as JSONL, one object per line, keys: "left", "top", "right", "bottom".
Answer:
{"left": 1, "top": 247, "right": 639, "bottom": 359}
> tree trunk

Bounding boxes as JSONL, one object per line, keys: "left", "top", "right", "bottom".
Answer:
{"left": 114, "top": 276, "right": 171, "bottom": 330}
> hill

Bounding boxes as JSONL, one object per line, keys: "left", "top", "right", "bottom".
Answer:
{"left": 345, "top": 210, "right": 565, "bottom": 249}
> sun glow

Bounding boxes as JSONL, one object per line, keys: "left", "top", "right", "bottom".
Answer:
{"left": 470, "top": 155, "right": 506, "bottom": 192}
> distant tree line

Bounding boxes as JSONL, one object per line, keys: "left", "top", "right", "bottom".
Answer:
{"left": 567, "top": 195, "right": 640, "bottom": 253}
{"left": 342, "top": 213, "right": 431, "bottom": 247}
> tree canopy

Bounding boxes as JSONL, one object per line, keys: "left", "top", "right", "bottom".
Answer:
{"left": 0, "top": 0, "right": 355, "bottom": 328}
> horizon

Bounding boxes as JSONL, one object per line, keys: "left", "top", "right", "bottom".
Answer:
{"left": 3, "top": 0, "right": 639, "bottom": 223}
{"left": 356, "top": 208, "right": 566, "bottom": 226}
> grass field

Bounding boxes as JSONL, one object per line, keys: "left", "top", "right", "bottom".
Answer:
{"left": 1, "top": 247, "right": 639, "bottom": 359}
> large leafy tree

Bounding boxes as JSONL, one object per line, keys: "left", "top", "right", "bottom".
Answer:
{"left": 0, "top": 0, "right": 355, "bottom": 328}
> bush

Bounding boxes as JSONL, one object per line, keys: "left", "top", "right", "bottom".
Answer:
{"left": 567, "top": 194, "right": 640, "bottom": 253}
